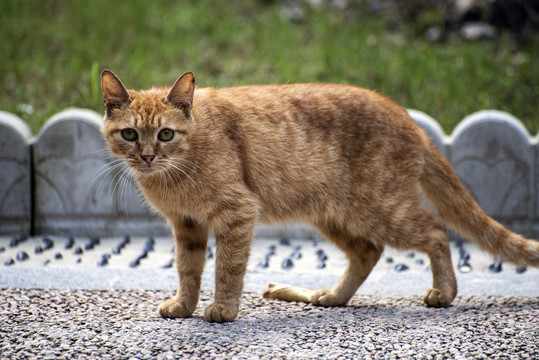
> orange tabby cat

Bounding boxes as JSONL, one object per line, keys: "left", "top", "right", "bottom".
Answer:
{"left": 101, "top": 69, "right": 539, "bottom": 322}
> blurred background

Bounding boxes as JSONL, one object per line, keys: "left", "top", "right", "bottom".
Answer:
{"left": 1, "top": 0, "right": 538, "bottom": 134}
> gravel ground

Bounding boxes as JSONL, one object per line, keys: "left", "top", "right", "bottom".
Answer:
{"left": 1, "top": 289, "right": 538, "bottom": 359}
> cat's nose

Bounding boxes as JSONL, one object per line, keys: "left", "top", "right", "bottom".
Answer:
{"left": 141, "top": 154, "right": 155, "bottom": 165}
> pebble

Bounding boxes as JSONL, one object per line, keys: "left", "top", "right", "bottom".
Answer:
{"left": 85, "top": 238, "right": 100, "bottom": 250}
{"left": 278, "top": 246, "right": 303, "bottom": 271}
{"left": 42, "top": 237, "right": 54, "bottom": 250}
{"left": 9, "top": 235, "right": 28, "bottom": 247}
{"left": 282, "top": 258, "right": 294, "bottom": 270}
{"left": 143, "top": 238, "right": 155, "bottom": 253}
{"left": 130, "top": 258, "right": 141, "bottom": 268}
{"left": 316, "top": 249, "right": 327, "bottom": 261}
{"left": 97, "top": 254, "right": 110, "bottom": 267}
{"left": 9, "top": 237, "right": 20, "bottom": 247}
{"left": 112, "top": 236, "right": 130, "bottom": 255}
{"left": 458, "top": 258, "right": 473, "bottom": 273}
{"left": 257, "top": 245, "right": 279, "bottom": 269}
{"left": 162, "top": 259, "right": 174, "bottom": 269}
{"left": 316, "top": 249, "right": 328, "bottom": 269}
{"left": 489, "top": 259, "right": 503, "bottom": 273}
{"left": 279, "top": 238, "right": 291, "bottom": 246}
{"left": 0, "top": 236, "right": 537, "bottom": 358}
{"left": 1, "top": 289, "right": 536, "bottom": 359}
{"left": 257, "top": 255, "right": 270, "bottom": 269}
{"left": 394, "top": 264, "right": 409, "bottom": 272}
{"left": 289, "top": 246, "right": 302, "bottom": 260}
{"left": 133, "top": 239, "right": 156, "bottom": 265}
{"left": 16, "top": 251, "right": 30, "bottom": 262}
{"left": 64, "top": 237, "right": 75, "bottom": 250}
{"left": 456, "top": 241, "right": 474, "bottom": 273}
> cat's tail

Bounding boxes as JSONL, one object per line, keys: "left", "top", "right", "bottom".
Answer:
{"left": 420, "top": 141, "right": 539, "bottom": 267}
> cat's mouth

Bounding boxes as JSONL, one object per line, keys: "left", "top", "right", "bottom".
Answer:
{"left": 137, "top": 165, "right": 154, "bottom": 174}
{"left": 136, "top": 162, "right": 161, "bottom": 174}
{"left": 130, "top": 158, "right": 162, "bottom": 175}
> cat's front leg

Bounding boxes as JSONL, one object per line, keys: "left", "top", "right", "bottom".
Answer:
{"left": 204, "top": 211, "right": 256, "bottom": 322}
{"left": 158, "top": 218, "right": 209, "bottom": 319}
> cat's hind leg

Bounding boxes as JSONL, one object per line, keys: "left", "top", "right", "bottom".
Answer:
{"left": 400, "top": 210, "right": 458, "bottom": 307}
{"left": 311, "top": 226, "right": 383, "bottom": 306}
{"left": 422, "top": 228, "right": 458, "bottom": 307}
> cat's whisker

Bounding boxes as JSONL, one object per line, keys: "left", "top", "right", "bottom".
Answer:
{"left": 165, "top": 161, "right": 200, "bottom": 190}
{"left": 161, "top": 170, "right": 170, "bottom": 196}
{"left": 122, "top": 168, "right": 135, "bottom": 216}
{"left": 100, "top": 155, "right": 123, "bottom": 163}
{"left": 90, "top": 158, "right": 124, "bottom": 179}
{"left": 166, "top": 171, "right": 176, "bottom": 191}
{"left": 87, "top": 160, "right": 127, "bottom": 200}
{"left": 167, "top": 158, "right": 202, "bottom": 182}
{"left": 116, "top": 168, "right": 127, "bottom": 216}
{"left": 175, "top": 157, "right": 203, "bottom": 172}
{"left": 92, "top": 159, "right": 125, "bottom": 182}
{"left": 165, "top": 165, "right": 191, "bottom": 194}
{"left": 119, "top": 167, "right": 135, "bottom": 218}
{"left": 107, "top": 166, "right": 124, "bottom": 209}
{"left": 160, "top": 171, "right": 165, "bottom": 193}
{"left": 90, "top": 149, "right": 123, "bottom": 163}
{"left": 163, "top": 164, "right": 183, "bottom": 187}
{"left": 93, "top": 161, "right": 126, "bottom": 189}
{"left": 156, "top": 167, "right": 167, "bottom": 193}
{"left": 164, "top": 166, "right": 178, "bottom": 186}
{"left": 175, "top": 161, "right": 199, "bottom": 176}
{"left": 89, "top": 148, "right": 111, "bottom": 155}
{"left": 109, "top": 165, "right": 132, "bottom": 212}
{"left": 164, "top": 169, "right": 174, "bottom": 194}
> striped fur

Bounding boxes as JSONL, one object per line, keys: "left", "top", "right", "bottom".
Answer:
{"left": 101, "top": 70, "right": 538, "bottom": 322}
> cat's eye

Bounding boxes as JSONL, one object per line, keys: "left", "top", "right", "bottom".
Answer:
{"left": 158, "top": 129, "right": 174, "bottom": 142}
{"left": 121, "top": 129, "right": 138, "bottom": 141}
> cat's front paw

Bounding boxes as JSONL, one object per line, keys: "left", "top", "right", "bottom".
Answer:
{"left": 423, "top": 288, "right": 453, "bottom": 308}
{"left": 204, "top": 303, "right": 238, "bottom": 322}
{"left": 310, "top": 288, "right": 347, "bottom": 307}
{"left": 158, "top": 298, "right": 194, "bottom": 319}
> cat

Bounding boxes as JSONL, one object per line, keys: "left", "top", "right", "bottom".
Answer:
{"left": 101, "top": 69, "right": 539, "bottom": 322}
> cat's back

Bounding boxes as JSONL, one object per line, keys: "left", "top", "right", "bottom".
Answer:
{"left": 193, "top": 83, "right": 421, "bottom": 154}
{"left": 199, "top": 82, "right": 413, "bottom": 131}
{"left": 211, "top": 82, "right": 392, "bottom": 112}
{"left": 193, "top": 82, "right": 429, "bottom": 173}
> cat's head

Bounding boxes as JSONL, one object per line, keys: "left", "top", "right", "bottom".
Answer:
{"left": 101, "top": 70, "right": 195, "bottom": 176}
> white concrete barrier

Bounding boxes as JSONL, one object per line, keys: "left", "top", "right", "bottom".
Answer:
{"left": 0, "top": 108, "right": 537, "bottom": 238}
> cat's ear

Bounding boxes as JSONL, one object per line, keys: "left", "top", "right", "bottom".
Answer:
{"left": 165, "top": 71, "right": 195, "bottom": 117}
{"left": 101, "top": 70, "right": 131, "bottom": 112}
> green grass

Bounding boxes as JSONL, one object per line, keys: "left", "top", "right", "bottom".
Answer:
{"left": 1, "top": 0, "right": 538, "bottom": 134}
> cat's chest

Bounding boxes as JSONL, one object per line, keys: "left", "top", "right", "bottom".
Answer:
{"left": 137, "top": 178, "right": 192, "bottom": 217}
